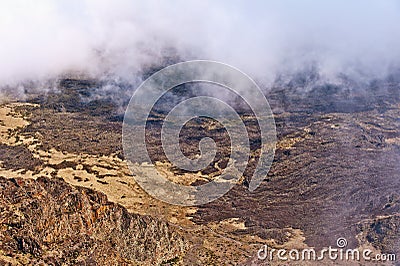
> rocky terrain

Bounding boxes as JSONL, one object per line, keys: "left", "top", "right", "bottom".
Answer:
{"left": 0, "top": 77, "right": 399, "bottom": 265}
{"left": 0, "top": 176, "right": 187, "bottom": 265}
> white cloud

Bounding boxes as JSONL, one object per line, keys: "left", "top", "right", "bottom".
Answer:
{"left": 0, "top": 0, "right": 399, "bottom": 87}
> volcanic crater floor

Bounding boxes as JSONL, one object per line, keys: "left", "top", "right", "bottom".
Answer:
{"left": 0, "top": 84, "right": 399, "bottom": 265}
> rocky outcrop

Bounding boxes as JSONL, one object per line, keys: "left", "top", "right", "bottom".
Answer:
{"left": 0, "top": 176, "right": 188, "bottom": 265}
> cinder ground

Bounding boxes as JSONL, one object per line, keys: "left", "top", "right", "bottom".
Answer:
{"left": 0, "top": 79, "right": 399, "bottom": 265}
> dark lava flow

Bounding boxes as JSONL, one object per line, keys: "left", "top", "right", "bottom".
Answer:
{"left": 25, "top": 77, "right": 400, "bottom": 254}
